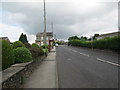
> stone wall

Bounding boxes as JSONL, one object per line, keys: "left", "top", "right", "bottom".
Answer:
{"left": 2, "top": 55, "right": 46, "bottom": 88}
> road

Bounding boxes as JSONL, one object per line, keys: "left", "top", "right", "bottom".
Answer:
{"left": 56, "top": 45, "right": 119, "bottom": 88}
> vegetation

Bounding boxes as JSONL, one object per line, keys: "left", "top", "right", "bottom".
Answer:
{"left": 13, "top": 47, "right": 32, "bottom": 63}
{"left": 68, "top": 36, "right": 80, "bottom": 41}
{"left": 24, "top": 42, "right": 31, "bottom": 49}
{"left": 31, "top": 43, "right": 39, "bottom": 48}
{"left": 2, "top": 33, "right": 46, "bottom": 70}
{"left": 29, "top": 47, "right": 44, "bottom": 59}
{"left": 69, "top": 36, "right": 120, "bottom": 51}
{"left": 12, "top": 41, "right": 25, "bottom": 49}
{"left": 41, "top": 44, "right": 48, "bottom": 55}
{"left": 92, "top": 34, "right": 99, "bottom": 40}
{"left": 19, "top": 33, "right": 28, "bottom": 44}
{"left": 92, "top": 36, "right": 120, "bottom": 50}
{"left": 2, "top": 40, "right": 14, "bottom": 70}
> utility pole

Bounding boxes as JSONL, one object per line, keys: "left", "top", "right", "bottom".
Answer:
{"left": 43, "top": 0, "right": 47, "bottom": 45}
{"left": 90, "top": 35, "right": 93, "bottom": 50}
{"left": 51, "top": 22, "right": 53, "bottom": 37}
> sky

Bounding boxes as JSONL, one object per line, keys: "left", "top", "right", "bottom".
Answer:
{"left": 0, "top": 0, "right": 119, "bottom": 43}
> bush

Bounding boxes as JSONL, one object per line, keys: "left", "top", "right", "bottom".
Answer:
{"left": 29, "top": 47, "right": 44, "bottom": 59}
{"left": 41, "top": 44, "right": 48, "bottom": 49}
{"left": 41, "top": 44, "right": 48, "bottom": 54}
{"left": 12, "top": 41, "right": 25, "bottom": 49}
{"left": 24, "top": 42, "right": 31, "bottom": 48}
{"left": 2, "top": 40, "right": 14, "bottom": 70}
{"left": 14, "top": 47, "right": 32, "bottom": 63}
{"left": 31, "top": 43, "right": 39, "bottom": 48}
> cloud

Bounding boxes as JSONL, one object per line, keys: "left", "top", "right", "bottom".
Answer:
{"left": 1, "top": 1, "right": 118, "bottom": 42}
{"left": 0, "top": 23, "right": 25, "bottom": 41}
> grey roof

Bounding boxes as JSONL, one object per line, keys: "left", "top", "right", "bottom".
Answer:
{"left": 97, "top": 31, "right": 119, "bottom": 38}
{"left": 0, "top": 37, "right": 10, "bottom": 42}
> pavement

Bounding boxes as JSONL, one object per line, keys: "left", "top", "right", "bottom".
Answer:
{"left": 22, "top": 45, "right": 119, "bottom": 88}
{"left": 22, "top": 46, "right": 58, "bottom": 88}
{"left": 56, "top": 45, "right": 119, "bottom": 88}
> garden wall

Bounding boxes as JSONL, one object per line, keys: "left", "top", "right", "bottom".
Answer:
{"left": 2, "top": 55, "right": 45, "bottom": 88}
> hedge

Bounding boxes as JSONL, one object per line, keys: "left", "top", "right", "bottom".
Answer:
{"left": 14, "top": 47, "right": 32, "bottom": 63}
{"left": 69, "top": 36, "right": 120, "bottom": 51}
{"left": 41, "top": 44, "right": 48, "bottom": 53}
{"left": 29, "top": 47, "right": 44, "bottom": 59}
{"left": 31, "top": 43, "right": 39, "bottom": 48}
{"left": 12, "top": 41, "right": 25, "bottom": 49}
{"left": 2, "top": 40, "right": 14, "bottom": 70}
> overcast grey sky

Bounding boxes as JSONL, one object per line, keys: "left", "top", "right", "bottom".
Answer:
{"left": 0, "top": 0, "right": 119, "bottom": 43}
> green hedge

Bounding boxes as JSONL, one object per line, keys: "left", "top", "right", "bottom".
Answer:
{"left": 70, "top": 36, "right": 120, "bottom": 50}
{"left": 41, "top": 44, "right": 48, "bottom": 52}
{"left": 92, "top": 36, "right": 120, "bottom": 50}
{"left": 14, "top": 47, "right": 32, "bottom": 63}
{"left": 31, "top": 43, "right": 39, "bottom": 48}
{"left": 29, "top": 47, "right": 44, "bottom": 59}
{"left": 12, "top": 41, "right": 25, "bottom": 49}
{"left": 2, "top": 40, "right": 14, "bottom": 70}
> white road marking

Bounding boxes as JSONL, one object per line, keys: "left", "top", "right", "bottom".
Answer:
{"left": 79, "top": 53, "right": 89, "bottom": 57}
{"left": 67, "top": 58, "right": 72, "bottom": 61}
{"left": 96, "top": 58, "right": 120, "bottom": 67}
{"left": 72, "top": 50, "right": 77, "bottom": 53}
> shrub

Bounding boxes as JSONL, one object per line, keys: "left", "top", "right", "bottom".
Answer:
{"left": 14, "top": 47, "right": 32, "bottom": 63}
{"left": 41, "top": 44, "right": 48, "bottom": 49}
{"left": 41, "top": 44, "right": 48, "bottom": 54}
{"left": 24, "top": 42, "right": 31, "bottom": 48}
{"left": 12, "top": 41, "right": 25, "bottom": 49}
{"left": 31, "top": 43, "right": 39, "bottom": 48}
{"left": 2, "top": 40, "right": 14, "bottom": 70}
{"left": 29, "top": 47, "right": 44, "bottom": 59}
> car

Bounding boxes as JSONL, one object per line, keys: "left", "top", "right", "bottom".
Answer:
{"left": 55, "top": 43, "right": 58, "bottom": 47}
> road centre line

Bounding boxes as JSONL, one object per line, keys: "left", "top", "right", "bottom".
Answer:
{"left": 70, "top": 49, "right": 90, "bottom": 57}
{"left": 79, "top": 52, "right": 89, "bottom": 57}
{"left": 67, "top": 58, "right": 72, "bottom": 61}
{"left": 96, "top": 58, "right": 120, "bottom": 67}
{"left": 72, "top": 50, "right": 78, "bottom": 53}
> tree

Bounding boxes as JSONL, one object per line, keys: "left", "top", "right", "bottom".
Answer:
{"left": 68, "top": 36, "right": 80, "bottom": 41}
{"left": 80, "top": 36, "right": 88, "bottom": 40}
{"left": 93, "top": 34, "right": 99, "bottom": 40}
{"left": 19, "top": 33, "right": 28, "bottom": 44}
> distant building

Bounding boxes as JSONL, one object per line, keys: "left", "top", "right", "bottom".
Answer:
{"left": 97, "top": 32, "right": 119, "bottom": 40}
{"left": 0, "top": 37, "right": 10, "bottom": 42}
{"left": 35, "top": 32, "right": 53, "bottom": 46}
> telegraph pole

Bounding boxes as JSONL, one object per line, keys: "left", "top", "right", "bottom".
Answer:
{"left": 90, "top": 35, "right": 93, "bottom": 50}
{"left": 51, "top": 22, "right": 53, "bottom": 37}
{"left": 43, "top": 0, "right": 47, "bottom": 45}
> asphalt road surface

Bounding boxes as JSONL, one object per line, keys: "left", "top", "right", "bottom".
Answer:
{"left": 56, "top": 45, "right": 119, "bottom": 88}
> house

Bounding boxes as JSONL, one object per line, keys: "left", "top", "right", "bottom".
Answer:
{"left": 0, "top": 37, "right": 10, "bottom": 42}
{"left": 35, "top": 32, "right": 53, "bottom": 46}
{"left": 96, "top": 31, "right": 119, "bottom": 40}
